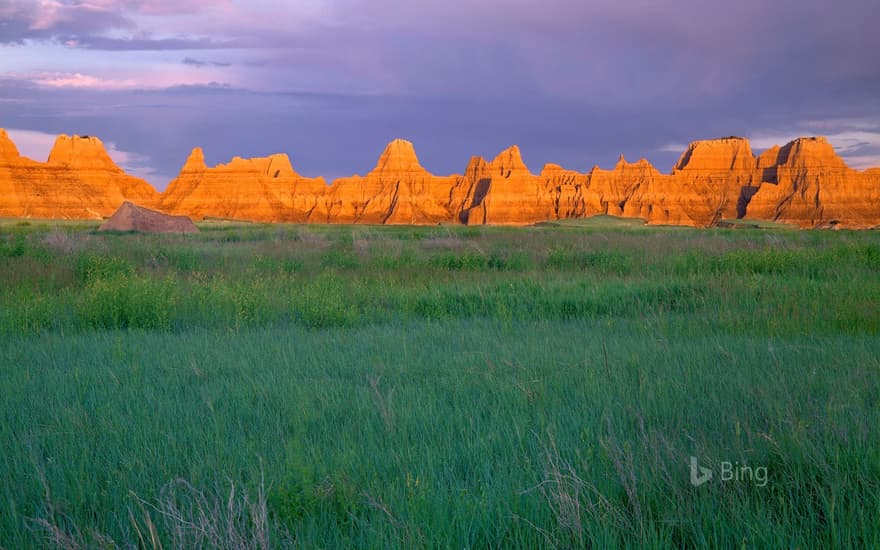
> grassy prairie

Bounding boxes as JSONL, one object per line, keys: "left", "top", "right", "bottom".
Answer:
{"left": 0, "top": 219, "right": 878, "bottom": 548}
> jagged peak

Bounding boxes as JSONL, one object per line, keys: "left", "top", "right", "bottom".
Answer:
{"left": 371, "top": 138, "right": 426, "bottom": 175}
{"left": 490, "top": 145, "right": 531, "bottom": 177}
{"left": 606, "top": 156, "right": 658, "bottom": 175}
{"left": 612, "top": 153, "right": 654, "bottom": 170}
{"left": 0, "top": 128, "right": 21, "bottom": 158}
{"left": 47, "top": 134, "right": 119, "bottom": 169}
{"left": 464, "top": 155, "right": 490, "bottom": 179}
{"left": 182, "top": 147, "right": 207, "bottom": 171}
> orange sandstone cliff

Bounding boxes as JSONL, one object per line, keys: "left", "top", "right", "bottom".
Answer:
{"left": 455, "top": 146, "right": 570, "bottom": 225}
{"left": 0, "top": 131, "right": 159, "bottom": 219}
{"left": 456, "top": 137, "right": 756, "bottom": 227}
{"left": 314, "top": 139, "right": 460, "bottom": 224}
{"left": 747, "top": 137, "right": 880, "bottom": 228}
{"left": 454, "top": 136, "right": 878, "bottom": 228}
{"left": 160, "top": 148, "right": 326, "bottom": 222}
{"left": 1, "top": 129, "right": 878, "bottom": 227}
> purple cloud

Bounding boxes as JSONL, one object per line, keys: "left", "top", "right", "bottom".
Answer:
{"left": 0, "top": 0, "right": 877, "bottom": 189}
{"left": 0, "top": 0, "right": 230, "bottom": 45}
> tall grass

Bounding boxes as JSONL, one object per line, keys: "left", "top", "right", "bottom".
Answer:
{"left": 0, "top": 220, "right": 878, "bottom": 547}
{"left": 1, "top": 223, "right": 877, "bottom": 336}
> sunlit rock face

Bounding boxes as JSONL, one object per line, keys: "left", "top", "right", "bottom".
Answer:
{"left": 0, "top": 131, "right": 159, "bottom": 219}
{"left": 1, "top": 129, "right": 878, "bottom": 228}
{"left": 160, "top": 147, "right": 327, "bottom": 222}
{"left": 747, "top": 137, "right": 880, "bottom": 228}
{"left": 314, "top": 139, "right": 460, "bottom": 225}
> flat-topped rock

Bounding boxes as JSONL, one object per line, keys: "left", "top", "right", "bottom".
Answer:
{"left": 47, "top": 135, "right": 119, "bottom": 170}
{"left": 673, "top": 137, "right": 756, "bottom": 173}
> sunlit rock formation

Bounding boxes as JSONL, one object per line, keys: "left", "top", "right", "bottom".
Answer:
{"left": 0, "top": 131, "right": 159, "bottom": 219}
{"left": 160, "top": 147, "right": 327, "bottom": 222}
{"left": 1, "top": 129, "right": 878, "bottom": 228}
{"left": 747, "top": 137, "right": 880, "bottom": 228}
{"left": 314, "top": 139, "right": 460, "bottom": 224}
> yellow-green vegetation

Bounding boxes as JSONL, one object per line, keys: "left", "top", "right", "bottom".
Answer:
{"left": 1, "top": 220, "right": 878, "bottom": 548}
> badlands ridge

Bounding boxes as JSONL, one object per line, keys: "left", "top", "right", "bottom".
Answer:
{"left": 1, "top": 129, "right": 878, "bottom": 228}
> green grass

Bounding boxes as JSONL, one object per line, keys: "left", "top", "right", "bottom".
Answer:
{"left": 1, "top": 222, "right": 879, "bottom": 548}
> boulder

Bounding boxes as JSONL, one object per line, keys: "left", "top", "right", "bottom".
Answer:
{"left": 99, "top": 201, "right": 199, "bottom": 233}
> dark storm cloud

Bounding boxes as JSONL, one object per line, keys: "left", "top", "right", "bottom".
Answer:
{"left": 182, "top": 57, "right": 232, "bottom": 68}
{"left": 0, "top": 0, "right": 225, "bottom": 46}
{"left": 0, "top": 82, "right": 821, "bottom": 188}
{"left": 0, "top": 1, "right": 131, "bottom": 44}
{"left": 2, "top": 0, "right": 878, "bottom": 185}
{"left": 66, "top": 35, "right": 237, "bottom": 51}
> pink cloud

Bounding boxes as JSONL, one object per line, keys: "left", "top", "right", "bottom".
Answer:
{"left": 124, "top": 0, "right": 232, "bottom": 16}
{"left": 4, "top": 0, "right": 229, "bottom": 37}
{"left": 30, "top": 72, "right": 139, "bottom": 90}
{"left": 16, "top": 69, "right": 234, "bottom": 90}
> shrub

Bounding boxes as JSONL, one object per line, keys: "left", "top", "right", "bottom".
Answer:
{"left": 321, "top": 248, "right": 360, "bottom": 270}
{"left": 0, "top": 234, "right": 27, "bottom": 258}
{"left": 294, "top": 272, "right": 359, "bottom": 328}
{"left": 76, "top": 275, "right": 176, "bottom": 330}
{"left": 75, "top": 253, "right": 134, "bottom": 284}
{"left": 546, "top": 248, "right": 633, "bottom": 275}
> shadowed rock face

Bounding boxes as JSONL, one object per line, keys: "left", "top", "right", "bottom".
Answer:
{"left": 0, "top": 132, "right": 159, "bottom": 219}
{"left": 1, "top": 130, "right": 878, "bottom": 227}
{"left": 99, "top": 201, "right": 198, "bottom": 233}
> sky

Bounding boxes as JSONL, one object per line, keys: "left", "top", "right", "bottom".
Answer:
{"left": 1, "top": 0, "right": 879, "bottom": 189}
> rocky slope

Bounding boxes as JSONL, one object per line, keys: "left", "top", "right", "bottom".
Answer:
{"left": 0, "top": 131, "right": 159, "bottom": 219}
{"left": 1, "top": 129, "right": 878, "bottom": 227}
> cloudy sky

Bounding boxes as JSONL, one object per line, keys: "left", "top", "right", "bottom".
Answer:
{"left": 1, "top": 0, "right": 879, "bottom": 189}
